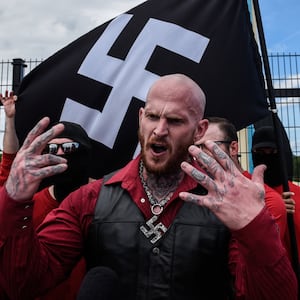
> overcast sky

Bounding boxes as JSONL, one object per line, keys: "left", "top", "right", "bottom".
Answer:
{"left": 0, "top": 0, "right": 299, "bottom": 61}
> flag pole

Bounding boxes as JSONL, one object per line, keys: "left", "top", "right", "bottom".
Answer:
{"left": 252, "top": 0, "right": 300, "bottom": 287}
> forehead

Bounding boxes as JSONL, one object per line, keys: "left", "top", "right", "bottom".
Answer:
{"left": 203, "top": 123, "right": 224, "bottom": 140}
{"left": 146, "top": 97, "right": 192, "bottom": 115}
{"left": 49, "top": 137, "right": 74, "bottom": 144}
{"left": 145, "top": 90, "right": 200, "bottom": 121}
{"left": 145, "top": 77, "right": 203, "bottom": 118}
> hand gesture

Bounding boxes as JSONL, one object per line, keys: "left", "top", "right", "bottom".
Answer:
{"left": 0, "top": 90, "right": 17, "bottom": 118}
{"left": 179, "top": 142, "right": 265, "bottom": 230}
{"left": 5, "top": 117, "right": 68, "bottom": 201}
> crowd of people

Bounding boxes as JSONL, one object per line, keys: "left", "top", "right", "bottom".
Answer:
{"left": 0, "top": 73, "right": 298, "bottom": 299}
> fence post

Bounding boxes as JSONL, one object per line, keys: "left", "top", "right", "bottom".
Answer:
{"left": 11, "top": 58, "right": 27, "bottom": 93}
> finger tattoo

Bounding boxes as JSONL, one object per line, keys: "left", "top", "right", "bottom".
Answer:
{"left": 191, "top": 168, "right": 206, "bottom": 183}
{"left": 186, "top": 194, "right": 199, "bottom": 204}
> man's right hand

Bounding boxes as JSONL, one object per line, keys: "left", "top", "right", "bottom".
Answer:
{"left": 5, "top": 117, "right": 68, "bottom": 201}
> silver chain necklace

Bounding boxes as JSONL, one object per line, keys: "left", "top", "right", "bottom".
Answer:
{"left": 139, "top": 160, "right": 172, "bottom": 216}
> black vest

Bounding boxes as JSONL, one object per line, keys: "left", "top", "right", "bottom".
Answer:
{"left": 85, "top": 175, "right": 233, "bottom": 300}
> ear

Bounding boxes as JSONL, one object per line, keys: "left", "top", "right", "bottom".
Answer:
{"left": 229, "top": 140, "right": 239, "bottom": 157}
{"left": 138, "top": 107, "right": 145, "bottom": 127}
{"left": 194, "top": 119, "right": 209, "bottom": 143}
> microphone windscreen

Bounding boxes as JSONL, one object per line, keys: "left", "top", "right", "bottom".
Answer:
{"left": 77, "top": 266, "right": 118, "bottom": 300}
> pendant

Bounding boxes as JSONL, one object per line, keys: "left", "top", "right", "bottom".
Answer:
{"left": 151, "top": 203, "right": 163, "bottom": 215}
{"left": 140, "top": 215, "right": 167, "bottom": 244}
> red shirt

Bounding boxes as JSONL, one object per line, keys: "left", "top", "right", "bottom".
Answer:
{"left": 243, "top": 171, "right": 287, "bottom": 243}
{"left": 0, "top": 152, "right": 86, "bottom": 300}
{"left": 274, "top": 182, "right": 300, "bottom": 262}
{"left": 0, "top": 152, "right": 15, "bottom": 186}
{"left": 0, "top": 156, "right": 297, "bottom": 299}
{"left": 33, "top": 188, "right": 86, "bottom": 300}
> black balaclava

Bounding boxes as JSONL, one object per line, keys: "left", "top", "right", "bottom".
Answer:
{"left": 39, "top": 121, "right": 92, "bottom": 202}
{"left": 251, "top": 126, "right": 283, "bottom": 187}
{"left": 252, "top": 152, "right": 283, "bottom": 187}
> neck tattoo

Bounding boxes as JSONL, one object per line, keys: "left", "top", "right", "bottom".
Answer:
{"left": 139, "top": 160, "right": 179, "bottom": 216}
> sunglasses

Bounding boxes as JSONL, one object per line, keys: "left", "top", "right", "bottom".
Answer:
{"left": 42, "top": 142, "right": 80, "bottom": 155}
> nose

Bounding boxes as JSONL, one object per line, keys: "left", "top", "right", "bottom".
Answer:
{"left": 153, "top": 119, "right": 168, "bottom": 137}
{"left": 56, "top": 146, "right": 65, "bottom": 155}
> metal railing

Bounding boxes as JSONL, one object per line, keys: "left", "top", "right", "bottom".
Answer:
{"left": 1, "top": 54, "right": 300, "bottom": 179}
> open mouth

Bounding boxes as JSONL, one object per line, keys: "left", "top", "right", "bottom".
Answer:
{"left": 151, "top": 143, "right": 168, "bottom": 154}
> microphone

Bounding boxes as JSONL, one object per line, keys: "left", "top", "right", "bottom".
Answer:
{"left": 77, "top": 266, "right": 119, "bottom": 300}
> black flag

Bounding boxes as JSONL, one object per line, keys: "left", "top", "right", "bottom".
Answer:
{"left": 15, "top": 0, "right": 268, "bottom": 178}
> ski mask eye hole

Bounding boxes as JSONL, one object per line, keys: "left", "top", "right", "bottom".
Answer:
{"left": 43, "top": 142, "right": 80, "bottom": 155}
{"left": 252, "top": 147, "right": 277, "bottom": 155}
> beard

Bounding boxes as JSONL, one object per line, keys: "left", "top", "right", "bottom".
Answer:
{"left": 138, "top": 131, "right": 192, "bottom": 175}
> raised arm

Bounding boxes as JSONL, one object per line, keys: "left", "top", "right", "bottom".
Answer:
{"left": 0, "top": 91, "right": 19, "bottom": 185}
{"left": 0, "top": 91, "right": 19, "bottom": 154}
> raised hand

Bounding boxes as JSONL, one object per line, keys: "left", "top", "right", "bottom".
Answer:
{"left": 5, "top": 117, "right": 68, "bottom": 201}
{"left": 179, "top": 142, "right": 266, "bottom": 230}
{"left": 0, "top": 91, "right": 17, "bottom": 118}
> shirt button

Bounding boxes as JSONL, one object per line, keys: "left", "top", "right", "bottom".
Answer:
{"left": 23, "top": 216, "right": 28, "bottom": 221}
{"left": 152, "top": 247, "right": 160, "bottom": 255}
{"left": 21, "top": 225, "right": 28, "bottom": 230}
{"left": 24, "top": 205, "right": 31, "bottom": 209}
{"left": 140, "top": 198, "right": 146, "bottom": 203}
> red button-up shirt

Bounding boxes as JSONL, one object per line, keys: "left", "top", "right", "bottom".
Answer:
{"left": 0, "top": 156, "right": 297, "bottom": 299}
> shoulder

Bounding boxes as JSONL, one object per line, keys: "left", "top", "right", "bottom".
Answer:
{"left": 60, "top": 179, "right": 103, "bottom": 215}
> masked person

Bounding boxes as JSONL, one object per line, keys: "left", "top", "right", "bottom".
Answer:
{"left": 33, "top": 121, "right": 92, "bottom": 300}
{"left": 34, "top": 121, "right": 92, "bottom": 226}
{"left": 252, "top": 126, "right": 300, "bottom": 263}
{"left": 0, "top": 93, "right": 93, "bottom": 300}
{"left": 0, "top": 74, "right": 297, "bottom": 299}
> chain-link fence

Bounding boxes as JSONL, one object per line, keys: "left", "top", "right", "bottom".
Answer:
{"left": 1, "top": 54, "right": 300, "bottom": 179}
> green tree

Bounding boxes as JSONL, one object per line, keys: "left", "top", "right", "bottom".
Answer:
{"left": 293, "top": 155, "right": 300, "bottom": 183}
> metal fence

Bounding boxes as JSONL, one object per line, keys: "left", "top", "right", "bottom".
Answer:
{"left": 1, "top": 54, "right": 300, "bottom": 178}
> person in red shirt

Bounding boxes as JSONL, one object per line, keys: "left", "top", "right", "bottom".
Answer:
{"left": 0, "top": 91, "right": 19, "bottom": 185}
{"left": 0, "top": 74, "right": 297, "bottom": 299}
{"left": 0, "top": 91, "right": 92, "bottom": 300}
{"left": 0, "top": 91, "right": 19, "bottom": 299}
{"left": 195, "top": 116, "right": 288, "bottom": 246}
{"left": 32, "top": 120, "right": 92, "bottom": 300}
{"left": 251, "top": 126, "right": 300, "bottom": 264}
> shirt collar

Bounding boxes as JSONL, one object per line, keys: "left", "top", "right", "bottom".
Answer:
{"left": 105, "top": 154, "right": 200, "bottom": 193}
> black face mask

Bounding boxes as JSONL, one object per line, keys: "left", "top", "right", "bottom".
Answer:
{"left": 39, "top": 151, "right": 90, "bottom": 202}
{"left": 251, "top": 152, "right": 283, "bottom": 187}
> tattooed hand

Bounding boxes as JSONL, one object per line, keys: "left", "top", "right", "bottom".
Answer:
{"left": 5, "top": 117, "right": 68, "bottom": 201}
{"left": 179, "top": 142, "right": 266, "bottom": 230}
